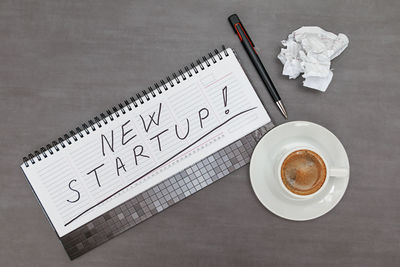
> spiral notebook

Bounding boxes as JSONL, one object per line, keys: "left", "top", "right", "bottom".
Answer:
{"left": 21, "top": 46, "right": 272, "bottom": 258}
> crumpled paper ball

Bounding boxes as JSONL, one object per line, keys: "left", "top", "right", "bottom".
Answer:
{"left": 277, "top": 26, "right": 349, "bottom": 92}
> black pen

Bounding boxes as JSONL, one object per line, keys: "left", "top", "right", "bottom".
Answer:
{"left": 228, "top": 14, "right": 288, "bottom": 119}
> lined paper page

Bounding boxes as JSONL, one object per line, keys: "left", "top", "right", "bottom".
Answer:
{"left": 21, "top": 48, "right": 271, "bottom": 237}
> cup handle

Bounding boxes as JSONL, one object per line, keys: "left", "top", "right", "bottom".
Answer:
{"left": 330, "top": 168, "right": 349, "bottom": 178}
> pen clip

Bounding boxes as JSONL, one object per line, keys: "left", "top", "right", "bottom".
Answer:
{"left": 234, "top": 23, "right": 255, "bottom": 48}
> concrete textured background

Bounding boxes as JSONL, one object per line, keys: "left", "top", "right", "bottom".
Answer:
{"left": 0, "top": 0, "right": 399, "bottom": 266}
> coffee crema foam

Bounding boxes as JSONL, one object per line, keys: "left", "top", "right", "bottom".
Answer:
{"left": 281, "top": 149, "right": 327, "bottom": 196}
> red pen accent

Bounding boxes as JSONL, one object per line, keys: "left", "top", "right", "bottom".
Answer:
{"left": 234, "top": 23, "right": 257, "bottom": 54}
{"left": 234, "top": 23, "right": 243, "bottom": 41}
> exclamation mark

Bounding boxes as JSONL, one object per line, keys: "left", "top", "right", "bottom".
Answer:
{"left": 222, "top": 86, "right": 229, "bottom": 114}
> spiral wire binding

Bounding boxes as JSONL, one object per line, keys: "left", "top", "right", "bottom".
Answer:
{"left": 22, "top": 45, "right": 230, "bottom": 167}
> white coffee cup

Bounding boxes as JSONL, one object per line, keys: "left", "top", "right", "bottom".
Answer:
{"left": 276, "top": 146, "right": 348, "bottom": 199}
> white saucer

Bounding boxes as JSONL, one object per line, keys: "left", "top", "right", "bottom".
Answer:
{"left": 249, "top": 121, "right": 350, "bottom": 221}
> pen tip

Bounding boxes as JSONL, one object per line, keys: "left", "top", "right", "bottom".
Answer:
{"left": 276, "top": 100, "right": 288, "bottom": 119}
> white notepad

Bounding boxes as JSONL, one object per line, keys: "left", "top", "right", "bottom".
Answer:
{"left": 21, "top": 48, "right": 271, "bottom": 237}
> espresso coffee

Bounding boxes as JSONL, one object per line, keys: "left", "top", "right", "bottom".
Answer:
{"left": 281, "top": 149, "right": 327, "bottom": 196}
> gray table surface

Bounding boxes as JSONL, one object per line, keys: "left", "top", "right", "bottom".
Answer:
{"left": 1, "top": 0, "right": 399, "bottom": 266}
